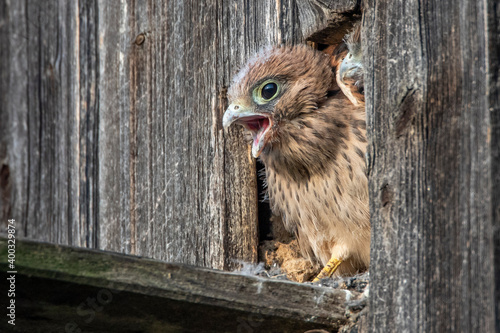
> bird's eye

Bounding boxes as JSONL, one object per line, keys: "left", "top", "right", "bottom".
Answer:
{"left": 261, "top": 83, "right": 278, "bottom": 100}
{"left": 253, "top": 80, "right": 280, "bottom": 104}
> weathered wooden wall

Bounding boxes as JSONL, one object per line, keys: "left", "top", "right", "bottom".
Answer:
{"left": 0, "top": 0, "right": 303, "bottom": 270}
{"left": 2, "top": 0, "right": 499, "bottom": 330}
{"left": 0, "top": 1, "right": 84, "bottom": 245}
{"left": 363, "top": 0, "right": 500, "bottom": 331}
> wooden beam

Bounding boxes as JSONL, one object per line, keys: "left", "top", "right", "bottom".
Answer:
{"left": 363, "top": 0, "right": 499, "bottom": 331}
{"left": 0, "top": 238, "right": 348, "bottom": 332}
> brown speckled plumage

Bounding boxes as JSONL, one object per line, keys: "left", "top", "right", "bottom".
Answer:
{"left": 223, "top": 39, "right": 369, "bottom": 277}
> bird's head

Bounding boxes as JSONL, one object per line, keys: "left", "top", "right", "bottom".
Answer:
{"left": 223, "top": 45, "right": 334, "bottom": 158}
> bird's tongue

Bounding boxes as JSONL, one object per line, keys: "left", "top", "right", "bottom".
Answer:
{"left": 252, "top": 125, "right": 267, "bottom": 157}
{"left": 230, "top": 115, "right": 270, "bottom": 158}
{"left": 246, "top": 117, "right": 270, "bottom": 158}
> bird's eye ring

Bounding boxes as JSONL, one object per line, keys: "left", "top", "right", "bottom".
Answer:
{"left": 253, "top": 80, "right": 280, "bottom": 104}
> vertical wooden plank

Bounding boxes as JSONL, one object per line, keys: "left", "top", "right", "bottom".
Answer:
{"left": 76, "top": 0, "right": 99, "bottom": 248}
{"left": 17, "top": 1, "right": 74, "bottom": 243}
{"left": 0, "top": 1, "right": 99, "bottom": 247}
{"left": 97, "top": 0, "right": 133, "bottom": 254}
{"left": 364, "top": 0, "right": 498, "bottom": 331}
{"left": 488, "top": 1, "right": 500, "bottom": 330}
{"left": 25, "top": 1, "right": 69, "bottom": 243}
{"left": 96, "top": 0, "right": 302, "bottom": 269}
{"left": 0, "top": 0, "right": 29, "bottom": 231}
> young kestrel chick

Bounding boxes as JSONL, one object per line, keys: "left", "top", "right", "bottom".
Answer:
{"left": 328, "top": 22, "right": 364, "bottom": 106}
{"left": 223, "top": 44, "right": 369, "bottom": 279}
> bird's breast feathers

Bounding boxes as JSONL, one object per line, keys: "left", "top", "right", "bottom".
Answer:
{"left": 264, "top": 110, "right": 369, "bottom": 266}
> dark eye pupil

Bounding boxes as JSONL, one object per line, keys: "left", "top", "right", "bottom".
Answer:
{"left": 262, "top": 83, "right": 277, "bottom": 100}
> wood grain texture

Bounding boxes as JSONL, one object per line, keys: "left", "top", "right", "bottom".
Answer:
{"left": 0, "top": 1, "right": 98, "bottom": 247}
{"left": 0, "top": 0, "right": 29, "bottom": 233}
{"left": 363, "top": 0, "right": 499, "bottom": 331}
{"left": 0, "top": 237, "right": 348, "bottom": 332}
{"left": 96, "top": 0, "right": 303, "bottom": 269}
{"left": 489, "top": 2, "right": 500, "bottom": 330}
{"left": 0, "top": 0, "right": 304, "bottom": 270}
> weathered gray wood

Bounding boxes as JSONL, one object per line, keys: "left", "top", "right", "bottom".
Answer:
{"left": 0, "top": 1, "right": 28, "bottom": 233}
{"left": 363, "top": 0, "right": 499, "bottom": 332}
{"left": 96, "top": 0, "right": 303, "bottom": 269}
{"left": 0, "top": 1, "right": 306, "bottom": 270}
{"left": 0, "top": 1, "right": 97, "bottom": 247}
{"left": 0, "top": 237, "right": 348, "bottom": 332}
{"left": 296, "top": 0, "right": 360, "bottom": 44}
{"left": 77, "top": 0, "right": 100, "bottom": 248}
{"left": 489, "top": 1, "right": 500, "bottom": 330}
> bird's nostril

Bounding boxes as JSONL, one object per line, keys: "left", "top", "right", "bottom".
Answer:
{"left": 234, "top": 105, "right": 239, "bottom": 110}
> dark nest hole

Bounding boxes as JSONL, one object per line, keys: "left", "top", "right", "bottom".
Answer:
{"left": 256, "top": 160, "right": 273, "bottom": 241}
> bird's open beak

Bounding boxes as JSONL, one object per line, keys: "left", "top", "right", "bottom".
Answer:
{"left": 223, "top": 103, "right": 272, "bottom": 158}
{"left": 222, "top": 103, "right": 256, "bottom": 129}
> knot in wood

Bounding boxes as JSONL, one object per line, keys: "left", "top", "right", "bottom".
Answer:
{"left": 380, "top": 183, "right": 394, "bottom": 208}
{"left": 134, "top": 33, "right": 146, "bottom": 45}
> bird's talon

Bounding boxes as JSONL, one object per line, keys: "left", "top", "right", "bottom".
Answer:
{"left": 312, "top": 257, "right": 343, "bottom": 282}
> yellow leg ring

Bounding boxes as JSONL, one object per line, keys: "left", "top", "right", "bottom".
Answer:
{"left": 312, "top": 257, "right": 342, "bottom": 282}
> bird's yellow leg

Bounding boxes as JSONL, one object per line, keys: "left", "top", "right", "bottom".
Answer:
{"left": 312, "top": 257, "right": 343, "bottom": 282}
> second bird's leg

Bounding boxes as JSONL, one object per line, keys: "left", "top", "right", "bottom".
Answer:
{"left": 312, "top": 257, "right": 343, "bottom": 282}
